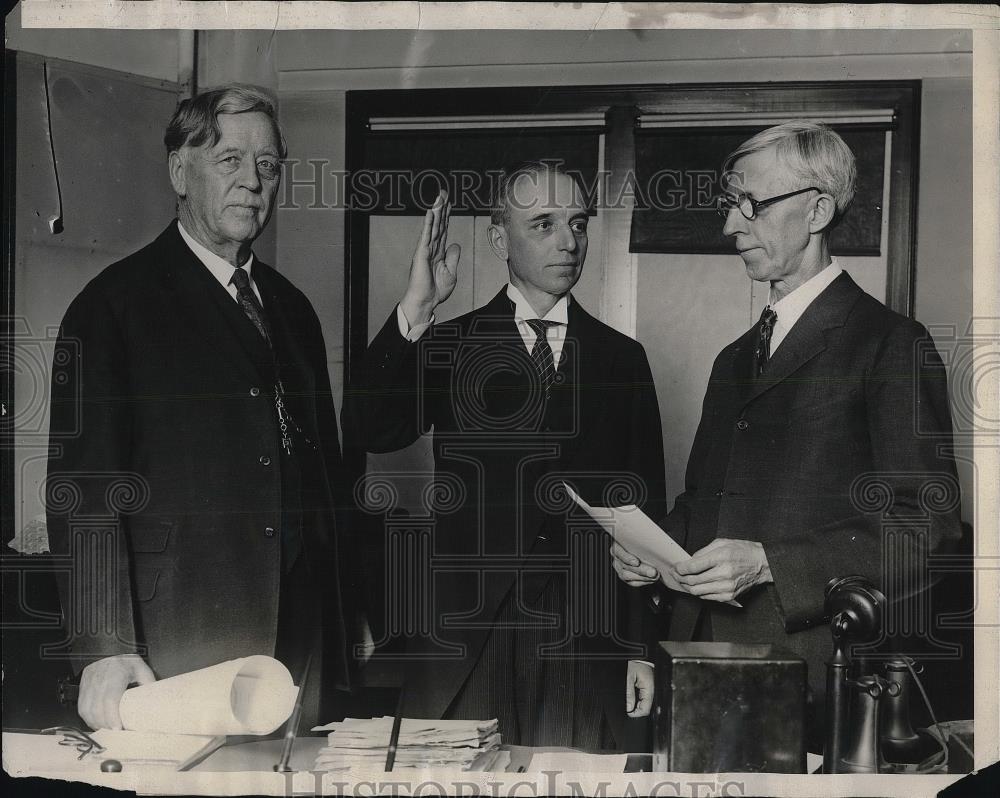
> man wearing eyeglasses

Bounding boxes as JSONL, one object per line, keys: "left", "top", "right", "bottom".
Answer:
{"left": 614, "top": 121, "right": 961, "bottom": 744}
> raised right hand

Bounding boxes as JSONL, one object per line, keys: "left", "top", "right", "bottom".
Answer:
{"left": 399, "top": 191, "right": 462, "bottom": 326}
{"left": 78, "top": 653, "right": 156, "bottom": 730}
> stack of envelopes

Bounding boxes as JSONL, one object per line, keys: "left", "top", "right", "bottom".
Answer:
{"left": 313, "top": 717, "right": 502, "bottom": 771}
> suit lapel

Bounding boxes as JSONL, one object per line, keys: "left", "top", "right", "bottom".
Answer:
{"left": 254, "top": 265, "right": 314, "bottom": 418}
{"left": 549, "top": 297, "right": 599, "bottom": 464}
{"left": 729, "top": 328, "right": 759, "bottom": 402}
{"left": 254, "top": 264, "right": 297, "bottom": 363}
{"left": 157, "top": 223, "right": 275, "bottom": 385}
{"left": 743, "top": 271, "right": 862, "bottom": 406}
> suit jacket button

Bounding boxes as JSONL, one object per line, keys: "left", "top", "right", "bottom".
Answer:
{"left": 250, "top": 386, "right": 260, "bottom": 397}
{"left": 736, "top": 419, "right": 750, "bottom": 431}
{"left": 264, "top": 527, "right": 275, "bottom": 537}
{"left": 259, "top": 455, "right": 271, "bottom": 466}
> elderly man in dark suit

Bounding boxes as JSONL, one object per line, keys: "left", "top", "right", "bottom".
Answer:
{"left": 614, "top": 121, "right": 962, "bottom": 742}
{"left": 46, "top": 85, "right": 352, "bottom": 730}
{"left": 345, "top": 162, "right": 667, "bottom": 748}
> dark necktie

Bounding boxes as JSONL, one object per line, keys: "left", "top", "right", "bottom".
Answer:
{"left": 525, "top": 318, "right": 559, "bottom": 393}
{"left": 230, "top": 266, "right": 272, "bottom": 347}
{"left": 753, "top": 305, "right": 778, "bottom": 377}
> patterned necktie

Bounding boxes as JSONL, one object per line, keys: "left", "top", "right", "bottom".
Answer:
{"left": 230, "top": 266, "right": 272, "bottom": 347}
{"left": 525, "top": 318, "right": 559, "bottom": 393}
{"left": 754, "top": 305, "right": 778, "bottom": 377}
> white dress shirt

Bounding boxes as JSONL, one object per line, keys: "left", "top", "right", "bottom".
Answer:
{"left": 177, "top": 220, "right": 262, "bottom": 305}
{"left": 505, "top": 283, "right": 569, "bottom": 366}
{"left": 397, "top": 284, "right": 571, "bottom": 368}
{"left": 769, "top": 259, "right": 843, "bottom": 354}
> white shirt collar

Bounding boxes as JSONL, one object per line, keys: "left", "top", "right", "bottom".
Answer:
{"left": 768, "top": 258, "right": 843, "bottom": 352}
{"left": 506, "top": 284, "right": 571, "bottom": 365}
{"left": 506, "top": 283, "right": 570, "bottom": 325}
{"left": 177, "top": 220, "right": 256, "bottom": 289}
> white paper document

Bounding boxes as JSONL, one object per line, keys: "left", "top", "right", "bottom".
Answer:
{"left": 119, "top": 655, "right": 298, "bottom": 736}
{"left": 563, "top": 482, "right": 741, "bottom": 608}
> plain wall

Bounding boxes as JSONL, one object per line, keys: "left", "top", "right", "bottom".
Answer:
{"left": 4, "top": 4, "right": 182, "bottom": 81}
{"left": 11, "top": 55, "right": 180, "bottom": 541}
{"left": 914, "top": 77, "right": 975, "bottom": 522}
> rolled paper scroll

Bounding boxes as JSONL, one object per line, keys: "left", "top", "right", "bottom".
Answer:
{"left": 118, "top": 655, "right": 298, "bottom": 736}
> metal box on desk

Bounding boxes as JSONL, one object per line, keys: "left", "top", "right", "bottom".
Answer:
{"left": 653, "top": 641, "right": 806, "bottom": 773}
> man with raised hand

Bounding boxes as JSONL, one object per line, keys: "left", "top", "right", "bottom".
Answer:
{"left": 346, "top": 162, "right": 666, "bottom": 748}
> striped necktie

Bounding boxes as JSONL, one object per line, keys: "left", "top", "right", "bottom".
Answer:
{"left": 525, "top": 318, "right": 559, "bottom": 393}
{"left": 230, "top": 266, "right": 273, "bottom": 347}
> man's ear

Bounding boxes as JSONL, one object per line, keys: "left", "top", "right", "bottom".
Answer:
{"left": 486, "top": 223, "right": 509, "bottom": 264}
{"left": 168, "top": 150, "right": 187, "bottom": 198}
{"left": 808, "top": 193, "right": 837, "bottom": 234}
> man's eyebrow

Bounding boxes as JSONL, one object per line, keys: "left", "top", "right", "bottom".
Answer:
{"left": 526, "top": 211, "right": 555, "bottom": 223}
{"left": 210, "top": 145, "right": 279, "bottom": 158}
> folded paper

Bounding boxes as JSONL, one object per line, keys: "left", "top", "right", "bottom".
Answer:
{"left": 563, "top": 482, "right": 741, "bottom": 608}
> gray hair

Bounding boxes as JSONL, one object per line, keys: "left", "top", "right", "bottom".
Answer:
{"left": 164, "top": 84, "right": 287, "bottom": 158}
{"left": 489, "top": 161, "right": 590, "bottom": 226}
{"left": 723, "top": 121, "right": 857, "bottom": 219}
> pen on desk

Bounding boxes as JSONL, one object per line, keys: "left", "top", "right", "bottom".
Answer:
{"left": 273, "top": 654, "right": 312, "bottom": 773}
{"left": 384, "top": 682, "right": 406, "bottom": 772}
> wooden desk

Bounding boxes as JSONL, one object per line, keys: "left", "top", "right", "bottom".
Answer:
{"left": 193, "top": 736, "right": 651, "bottom": 773}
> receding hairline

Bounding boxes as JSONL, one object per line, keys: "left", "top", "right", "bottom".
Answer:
{"left": 491, "top": 164, "right": 589, "bottom": 226}
{"left": 722, "top": 144, "right": 788, "bottom": 189}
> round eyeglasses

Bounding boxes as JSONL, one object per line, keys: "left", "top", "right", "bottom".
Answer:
{"left": 715, "top": 187, "right": 821, "bottom": 220}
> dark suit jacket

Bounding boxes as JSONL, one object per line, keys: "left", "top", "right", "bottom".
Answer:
{"left": 660, "top": 272, "right": 962, "bottom": 707}
{"left": 344, "top": 288, "right": 667, "bottom": 721}
{"left": 46, "top": 222, "right": 351, "bottom": 684}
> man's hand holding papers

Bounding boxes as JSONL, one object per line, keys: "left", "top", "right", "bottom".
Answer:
{"left": 610, "top": 542, "right": 688, "bottom": 593}
{"left": 563, "top": 483, "right": 742, "bottom": 607}
{"left": 674, "top": 538, "right": 773, "bottom": 603}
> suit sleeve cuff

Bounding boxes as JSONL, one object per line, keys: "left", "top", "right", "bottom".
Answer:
{"left": 761, "top": 537, "right": 827, "bottom": 633}
{"left": 396, "top": 304, "right": 434, "bottom": 342}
